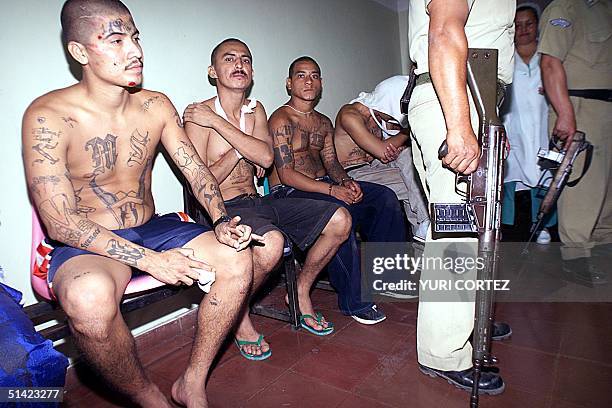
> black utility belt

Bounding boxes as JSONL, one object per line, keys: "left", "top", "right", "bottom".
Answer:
{"left": 568, "top": 89, "right": 612, "bottom": 102}
{"left": 414, "top": 72, "right": 507, "bottom": 88}
{"left": 414, "top": 72, "right": 507, "bottom": 107}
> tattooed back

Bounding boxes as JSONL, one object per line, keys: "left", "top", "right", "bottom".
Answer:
{"left": 23, "top": 85, "right": 176, "bottom": 231}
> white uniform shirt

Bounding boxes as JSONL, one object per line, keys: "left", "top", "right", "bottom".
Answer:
{"left": 502, "top": 51, "right": 549, "bottom": 189}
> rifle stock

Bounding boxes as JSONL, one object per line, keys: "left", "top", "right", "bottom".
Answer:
{"left": 524, "top": 131, "right": 591, "bottom": 250}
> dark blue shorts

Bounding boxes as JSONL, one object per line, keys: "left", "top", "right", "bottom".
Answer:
{"left": 46, "top": 212, "right": 210, "bottom": 285}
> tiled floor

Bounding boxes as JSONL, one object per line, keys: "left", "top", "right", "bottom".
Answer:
{"left": 62, "top": 287, "right": 612, "bottom": 408}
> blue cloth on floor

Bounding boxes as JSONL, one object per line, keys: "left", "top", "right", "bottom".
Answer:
{"left": 0, "top": 282, "right": 68, "bottom": 407}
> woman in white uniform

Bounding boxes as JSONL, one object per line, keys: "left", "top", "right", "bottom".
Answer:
{"left": 502, "top": 3, "right": 557, "bottom": 243}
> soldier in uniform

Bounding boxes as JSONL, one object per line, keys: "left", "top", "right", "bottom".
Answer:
{"left": 407, "top": 0, "right": 515, "bottom": 394}
{"left": 539, "top": 0, "right": 612, "bottom": 284}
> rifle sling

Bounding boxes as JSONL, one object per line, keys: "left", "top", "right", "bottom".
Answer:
{"left": 566, "top": 143, "right": 594, "bottom": 187}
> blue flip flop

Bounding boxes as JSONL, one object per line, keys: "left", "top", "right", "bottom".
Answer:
{"left": 300, "top": 312, "right": 334, "bottom": 336}
{"left": 234, "top": 334, "right": 272, "bottom": 361}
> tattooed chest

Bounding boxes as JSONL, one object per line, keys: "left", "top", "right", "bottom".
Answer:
{"left": 68, "top": 129, "right": 153, "bottom": 176}
{"left": 293, "top": 127, "right": 325, "bottom": 152}
{"left": 69, "top": 129, "right": 155, "bottom": 228}
{"left": 227, "top": 160, "right": 253, "bottom": 186}
{"left": 343, "top": 146, "right": 373, "bottom": 167}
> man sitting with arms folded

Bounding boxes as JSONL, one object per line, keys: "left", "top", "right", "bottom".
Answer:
{"left": 185, "top": 39, "right": 351, "bottom": 358}
{"left": 335, "top": 76, "right": 430, "bottom": 242}
{"left": 268, "top": 56, "right": 407, "bottom": 325}
{"left": 24, "top": 1, "right": 253, "bottom": 407}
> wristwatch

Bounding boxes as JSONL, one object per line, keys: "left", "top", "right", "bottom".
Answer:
{"left": 212, "top": 215, "right": 232, "bottom": 229}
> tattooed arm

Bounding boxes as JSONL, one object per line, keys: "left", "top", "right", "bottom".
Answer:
{"left": 338, "top": 105, "right": 408, "bottom": 163}
{"left": 319, "top": 116, "right": 350, "bottom": 184}
{"left": 320, "top": 115, "right": 364, "bottom": 203}
{"left": 161, "top": 97, "right": 253, "bottom": 249}
{"left": 183, "top": 100, "right": 273, "bottom": 168}
{"left": 162, "top": 114, "right": 227, "bottom": 223}
{"left": 185, "top": 120, "right": 241, "bottom": 184}
{"left": 21, "top": 106, "right": 208, "bottom": 285}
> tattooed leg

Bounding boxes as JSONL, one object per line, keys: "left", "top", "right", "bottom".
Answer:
{"left": 172, "top": 232, "right": 252, "bottom": 407}
{"left": 53, "top": 256, "right": 171, "bottom": 407}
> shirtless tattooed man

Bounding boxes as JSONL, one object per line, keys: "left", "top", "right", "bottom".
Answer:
{"left": 334, "top": 76, "right": 430, "bottom": 241}
{"left": 185, "top": 39, "right": 351, "bottom": 356}
{"left": 268, "top": 56, "right": 407, "bottom": 324}
{"left": 23, "top": 2, "right": 253, "bottom": 407}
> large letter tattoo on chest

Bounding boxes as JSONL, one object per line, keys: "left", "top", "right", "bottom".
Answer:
{"left": 85, "top": 134, "right": 118, "bottom": 177}
{"left": 127, "top": 129, "right": 150, "bottom": 167}
{"left": 85, "top": 133, "right": 149, "bottom": 228}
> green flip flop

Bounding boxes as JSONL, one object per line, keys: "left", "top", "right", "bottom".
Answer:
{"left": 234, "top": 334, "right": 272, "bottom": 361}
{"left": 300, "top": 312, "right": 334, "bottom": 336}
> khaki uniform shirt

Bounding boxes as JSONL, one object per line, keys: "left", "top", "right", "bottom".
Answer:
{"left": 538, "top": 0, "right": 612, "bottom": 89}
{"left": 408, "top": 0, "right": 516, "bottom": 84}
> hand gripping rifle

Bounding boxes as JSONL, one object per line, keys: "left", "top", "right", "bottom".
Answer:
{"left": 523, "top": 131, "right": 592, "bottom": 252}
{"left": 431, "top": 49, "right": 506, "bottom": 407}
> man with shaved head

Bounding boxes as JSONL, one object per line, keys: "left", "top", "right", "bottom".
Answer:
{"left": 23, "top": 1, "right": 253, "bottom": 406}
{"left": 268, "top": 56, "right": 406, "bottom": 325}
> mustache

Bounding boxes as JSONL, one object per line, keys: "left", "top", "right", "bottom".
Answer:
{"left": 231, "top": 69, "right": 247, "bottom": 76}
{"left": 125, "top": 60, "right": 143, "bottom": 69}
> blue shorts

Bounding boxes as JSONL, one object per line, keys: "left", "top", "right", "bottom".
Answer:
{"left": 45, "top": 212, "right": 210, "bottom": 285}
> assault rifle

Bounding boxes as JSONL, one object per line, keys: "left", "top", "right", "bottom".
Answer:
{"left": 523, "top": 131, "right": 592, "bottom": 252}
{"left": 430, "top": 49, "right": 506, "bottom": 407}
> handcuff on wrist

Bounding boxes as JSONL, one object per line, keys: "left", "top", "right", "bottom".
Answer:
{"left": 213, "top": 214, "right": 232, "bottom": 229}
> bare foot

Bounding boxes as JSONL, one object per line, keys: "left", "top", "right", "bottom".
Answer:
{"left": 285, "top": 292, "right": 330, "bottom": 331}
{"left": 171, "top": 374, "right": 208, "bottom": 408}
{"left": 133, "top": 383, "right": 173, "bottom": 408}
